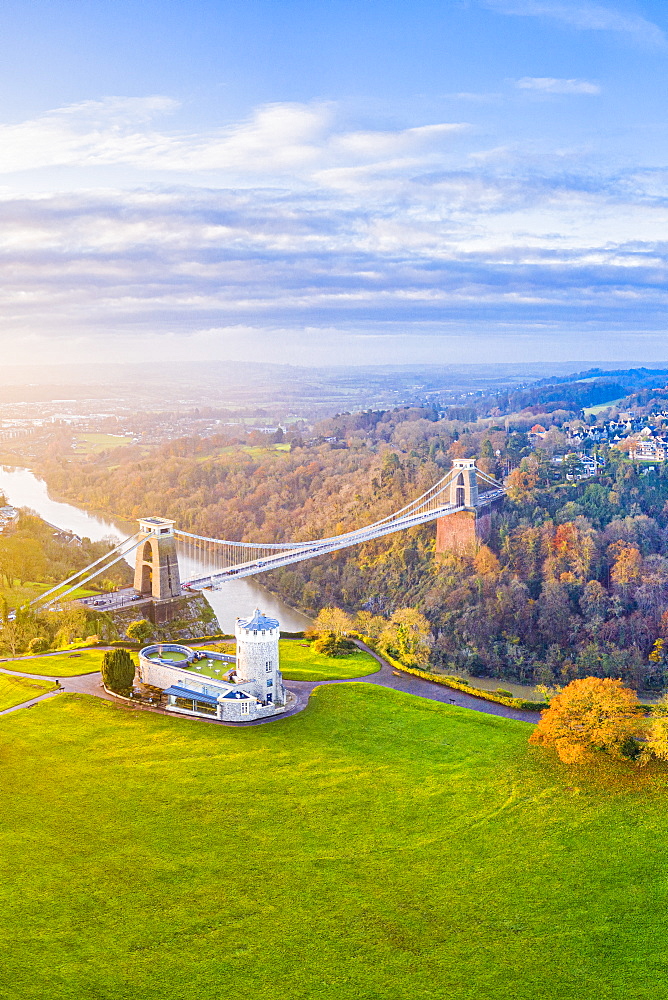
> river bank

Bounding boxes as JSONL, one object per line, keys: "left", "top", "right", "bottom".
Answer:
{"left": 0, "top": 465, "right": 312, "bottom": 633}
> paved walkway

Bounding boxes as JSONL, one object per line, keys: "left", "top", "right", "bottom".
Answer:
{"left": 0, "top": 642, "right": 539, "bottom": 725}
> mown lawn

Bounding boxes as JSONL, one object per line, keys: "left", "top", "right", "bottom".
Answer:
{"left": 2, "top": 685, "right": 668, "bottom": 999}
{"left": 0, "top": 648, "right": 109, "bottom": 676}
{"left": 278, "top": 638, "right": 379, "bottom": 680}
{"left": 195, "top": 638, "right": 379, "bottom": 681}
{"left": 0, "top": 672, "right": 55, "bottom": 710}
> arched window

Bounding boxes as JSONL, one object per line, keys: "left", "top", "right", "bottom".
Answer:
{"left": 456, "top": 472, "right": 465, "bottom": 507}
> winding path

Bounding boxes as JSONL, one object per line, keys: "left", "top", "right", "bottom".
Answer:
{"left": 0, "top": 642, "right": 539, "bottom": 725}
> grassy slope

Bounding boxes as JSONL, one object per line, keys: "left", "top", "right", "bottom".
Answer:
{"left": 2, "top": 686, "right": 668, "bottom": 999}
{"left": 278, "top": 638, "right": 380, "bottom": 680}
{"left": 0, "top": 581, "right": 99, "bottom": 608}
{"left": 0, "top": 673, "right": 55, "bottom": 709}
{"left": 0, "top": 649, "right": 109, "bottom": 676}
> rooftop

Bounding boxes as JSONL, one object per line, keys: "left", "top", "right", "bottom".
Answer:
{"left": 237, "top": 608, "right": 280, "bottom": 631}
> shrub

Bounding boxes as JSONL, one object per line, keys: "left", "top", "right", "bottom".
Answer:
{"left": 126, "top": 619, "right": 153, "bottom": 643}
{"left": 28, "top": 636, "right": 49, "bottom": 654}
{"left": 101, "top": 648, "right": 136, "bottom": 696}
{"left": 313, "top": 632, "right": 357, "bottom": 657}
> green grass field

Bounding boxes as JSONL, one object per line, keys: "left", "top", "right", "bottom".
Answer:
{"left": 582, "top": 397, "right": 626, "bottom": 416}
{"left": 0, "top": 648, "right": 109, "bottom": 676}
{"left": 72, "top": 433, "right": 133, "bottom": 455}
{"left": 2, "top": 686, "right": 668, "bottom": 999}
{"left": 278, "top": 639, "right": 380, "bottom": 680}
{"left": 0, "top": 672, "right": 55, "bottom": 710}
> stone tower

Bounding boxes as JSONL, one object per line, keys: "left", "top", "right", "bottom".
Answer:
{"left": 235, "top": 609, "right": 284, "bottom": 706}
{"left": 448, "top": 459, "right": 478, "bottom": 508}
{"left": 133, "top": 517, "right": 182, "bottom": 601}
{"left": 436, "top": 460, "right": 492, "bottom": 557}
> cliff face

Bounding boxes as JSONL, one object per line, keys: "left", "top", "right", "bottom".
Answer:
{"left": 110, "top": 594, "right": 223, "bottom": 642}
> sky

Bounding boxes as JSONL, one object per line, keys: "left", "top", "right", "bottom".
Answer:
{"left": 2, "top": 0, "right": 668, "bottom": 367}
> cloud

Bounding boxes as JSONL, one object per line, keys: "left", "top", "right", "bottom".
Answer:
{"left": 0, "top": 96, "right": 181, "bottom": 174}
{"left": 2, "top": 161, "right": 668, "bottom": 363}
{"left": 1, "top": 97, "right": 668, "bottom": 364}
{"left": 333, "top": 123, "right": 466, "bottom": 159}
{"left": 0, "top": 98, "right": 467, "bottom": 181}
{"left": 515, "top": 77, "right": 601, "bottom": 94}
{"left": 484, "top": 1, "right": 667, "bottom": 48}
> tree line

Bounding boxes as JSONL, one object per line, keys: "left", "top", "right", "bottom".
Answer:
{"left": 32, "top": 394, "right": 668, "bottom": 693}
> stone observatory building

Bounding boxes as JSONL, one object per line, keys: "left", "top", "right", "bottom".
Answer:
{"left": 137, "top": 609, "right": 287, "bottom": 722}
{"left": 234, "top": 609, "right": 284, "bottom": 707}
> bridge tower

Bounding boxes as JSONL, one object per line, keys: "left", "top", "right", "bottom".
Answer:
{"left": 436, "top": 459, "right": 495, "bottom": 557}
{"left": 133, "top": 518, "right": 183, "bottom": 622}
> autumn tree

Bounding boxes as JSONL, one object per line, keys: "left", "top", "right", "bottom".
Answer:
{"left": 55, "top": 604, "right": 89, "bottom": 645}
{"left": 579, "top": 580, "right": 610, "bottom": 622}
{"left": 645, "top": 698, "right": 668, "bottom": 762}
{"left": 313, "top": 607, "right": 352, "bottom": 637}
{"left": 477, "top": 439, "right": 498, "bottom": 477}
{"left": 506, "top": 458, "right": 541, "bottom": 504}
{"left": 473, "top": 545, "right": 500, "bottom": 576}
{"left": 538, "top": 581, "right": 573, "bottom": 649}
{"left": 379, "top": 608, "right": 431, "bottom": 666}
{"left": 0, "top": 535, "right": 46, "bottom": 587}
{"left": 546, "top": 519, "right": 597, "bottom": 584}
{"left": 0, "top": 605, "right": 38, "bottom": 656}
{"left": 355, "top": 610, "right": 386, "bottom": 641}
{"left": 529, "top": 677, "right": 643, "bottom": 763}
{"left": 610, "top": 544, "right": 642, "bottom": 596}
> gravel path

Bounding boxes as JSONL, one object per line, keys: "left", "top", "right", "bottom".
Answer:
{"left": 0, "top": 643, "right": 540, "bottom": 725}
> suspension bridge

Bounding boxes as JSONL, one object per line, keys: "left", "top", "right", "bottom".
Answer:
{"left": 31, "top": 459, "right": 505, "bottom": 610}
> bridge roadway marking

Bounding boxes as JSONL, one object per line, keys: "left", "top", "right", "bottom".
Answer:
{"left": 0, "top": 642, "right": 539, "bottom": 725}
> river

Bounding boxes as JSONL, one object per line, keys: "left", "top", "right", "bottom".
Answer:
{"left": 0, "top": 466, "right": 312, "bottom": 633}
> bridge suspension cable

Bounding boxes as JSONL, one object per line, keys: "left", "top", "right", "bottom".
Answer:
{"left": 30, "top": 532, "right": 145, "bottom": 609}
{"left": 177, "top": 464, "right": 505, "bottom": 591}
{"left": 35, "top": 461, "right": 505, "bottom": 608}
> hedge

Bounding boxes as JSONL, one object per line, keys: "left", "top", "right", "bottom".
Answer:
{"left": 359, "top": 639, "right": 547, "bottom": 712}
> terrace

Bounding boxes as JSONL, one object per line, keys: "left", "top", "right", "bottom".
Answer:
{"left": 143, "top": 644, "right": 237, "bottom": 682}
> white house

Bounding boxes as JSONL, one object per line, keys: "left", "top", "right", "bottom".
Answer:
{"left": 137, "top": 609, "right": 288, "bottom": 722}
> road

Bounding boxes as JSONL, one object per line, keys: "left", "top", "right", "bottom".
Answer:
{"left": 79, "top": 588, "right": 149, "bottom": 612}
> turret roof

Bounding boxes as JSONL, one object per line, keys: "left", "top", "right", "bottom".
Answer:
{"left": 237, "top": 608, "right": 280, "bottom": 630}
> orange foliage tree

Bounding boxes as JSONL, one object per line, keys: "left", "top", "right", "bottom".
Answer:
{"left": 473, "top": 545, "right": 500, "bottom": 576}
{"left": 610, "top": 544, "right": 642, "bottom": 593}
{"left": 506, "top": 459, "right": 540, "bottom": 503}
{"left": 546, "top": 519, "right": 596, "bottom": 584}
{"left": 529, "top": 677, "right": 643, "bottom": 763}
